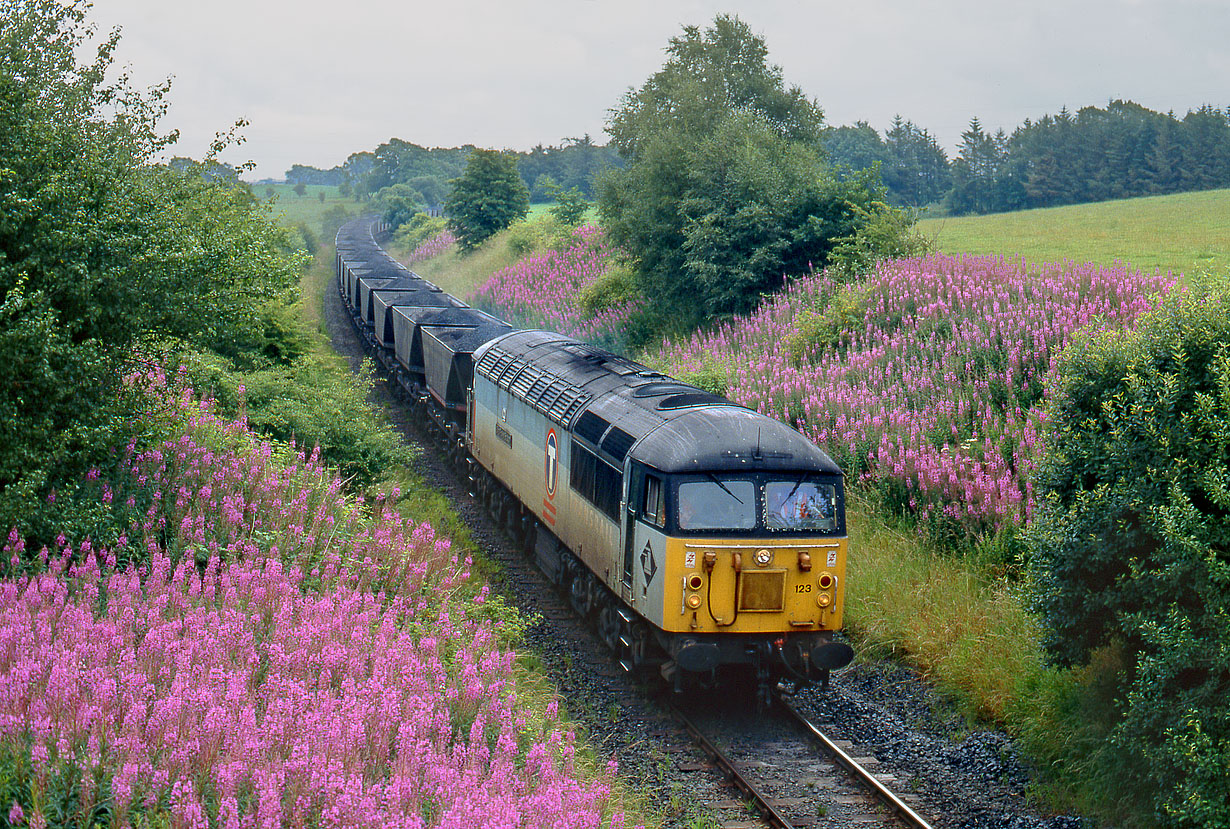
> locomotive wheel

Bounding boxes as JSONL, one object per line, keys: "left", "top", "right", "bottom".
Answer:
{"left": 569, "top": 571, "right": 598, "bottom": 618}
{"left": 597, "top": 605, "right": 621, "bottom": 651}
{"left": 502, "top": 503, "right": 521, "bottom": 540}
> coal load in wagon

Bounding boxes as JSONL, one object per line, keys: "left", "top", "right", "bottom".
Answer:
{"left": 423, "top": 323, "right": 514, "bottom": 409}
{"left": 371, "top": 291, "right": 467, "bottom": 349}
{"left": 392, "top": 306, "right": 504, "bottom": 377}
{"left": 356, "top": 275, "right": 439, "bottom": 324}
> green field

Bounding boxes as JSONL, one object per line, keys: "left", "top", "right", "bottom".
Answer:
{"left": 252, "top": 182, "right": 364, "bottom": 233}
{"left": 918, "top": 188, "right": 1230, "bottom": 278}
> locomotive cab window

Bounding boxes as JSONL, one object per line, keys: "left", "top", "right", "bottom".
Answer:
{"left": 570, "top": 439, "right": 622, "bottom": 523}
{"left": 677, "top": 477, "right": 756, "bottom": 531}
{"left": 765, "top": 477, "right": 839, "bottom": 532}
{"left": 643, "top": 475, "right": 665, "bottom": 528}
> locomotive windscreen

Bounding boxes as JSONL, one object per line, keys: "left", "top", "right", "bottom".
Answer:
{"left": 677, "top": 478, "right": 756, "bottom": 531}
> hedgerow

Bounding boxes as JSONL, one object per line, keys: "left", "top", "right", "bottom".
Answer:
{"left": 1027, "top": 286, "right": 1230, "bottom": 826}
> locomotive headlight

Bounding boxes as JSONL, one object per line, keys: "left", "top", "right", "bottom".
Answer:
{"left": 755, "top": 549, "right": 773, "bottom": 567}
{"left": 816, "top": 592, "right": 832, "bottom": 608}
{"left": 686, "top": 593, "right": 703, "bottom": 609}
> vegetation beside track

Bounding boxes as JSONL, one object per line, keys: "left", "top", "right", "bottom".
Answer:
{"left": 0, "top": 1, "right": 646, "bottom": 822}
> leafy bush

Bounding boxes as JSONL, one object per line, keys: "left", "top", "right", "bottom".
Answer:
{"left": 207, "top": 300, "right": 312, "bottom": 369}
{"left": 182, "top": 352, "right": 412, "bottom": 490}
{"left": 290, "top": 220, "right": 319, "bottom": 257}
{"left": 376, "top": 182, "right": 427, "bottom": 231}
{"left": 505, "top": 214, "right": 564, "bottom": 258}
{"left": 676, "top": 362, "right": 730, "bottom": 397}
{"left": 544, "top": 179, "right": 590, "bottom": 227}
{"left": 0, "top": 0, "right": 302, "bottom": 542}
{"left": 1027, "top": 286, "right": 1230, "bottom": 826}
{"left": 575, "top": 262, "right": 639, "bottom": 316}
{"left": 320, "top": 204, "right": 353, "bottom": 240}
{"left": 783, "top": 283, "right": 870, "bottom": 364}
{"left": 827, "top": 201, "right": 933, "bottom": 277}
{"left": 394, "top": 211, "right": 448, "bottom": 251}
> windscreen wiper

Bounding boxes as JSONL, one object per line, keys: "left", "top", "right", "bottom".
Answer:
{"left": 784, "top": 472, "right": 808, "bottom": 502}
{"left": 706, "top": 472, "right": 744, "bottom": 504}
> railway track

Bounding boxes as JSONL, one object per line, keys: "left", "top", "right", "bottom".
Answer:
{"left": 665, "top": 691, "right": 937, "bottom": 829}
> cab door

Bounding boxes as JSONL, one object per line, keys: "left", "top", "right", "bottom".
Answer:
{"left": 622, "top": 465, "right": 641, "bottom": 602}
{"left": 623, "top": 464, "right": 668, "bottom": 616}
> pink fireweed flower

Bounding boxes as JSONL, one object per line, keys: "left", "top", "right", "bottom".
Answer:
{"left": 652, "top": 254, "right": 1174, "bottom": 538}
{"left": 1, "top": 379, "right": 628, "bottom": 829}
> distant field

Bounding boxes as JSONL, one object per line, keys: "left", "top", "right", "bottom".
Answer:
{"left": 252, "top": 183, "right": 363, "bottom": 233}
{"left": 918, "top": 188, "right": 1230, "bottom": 278}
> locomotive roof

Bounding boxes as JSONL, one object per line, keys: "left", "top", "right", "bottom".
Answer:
{"left": 473, "top": 330, "right": 840, "bottom": 476}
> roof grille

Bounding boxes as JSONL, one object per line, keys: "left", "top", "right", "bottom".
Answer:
{"left": 476, "top": 343, "right": 592, "bottom": 425}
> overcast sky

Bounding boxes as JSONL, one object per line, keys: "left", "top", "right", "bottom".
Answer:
{"left": 88, "top": 0, "right": 1230, "bottom": 181}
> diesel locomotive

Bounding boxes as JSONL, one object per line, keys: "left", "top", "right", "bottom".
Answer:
{"left": 335, "top": 216, "right": 853, "bottom": 698}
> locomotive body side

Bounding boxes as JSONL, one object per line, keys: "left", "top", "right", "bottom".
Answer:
{"left": 469, "top": 333, "right": 622, "bottom": 585}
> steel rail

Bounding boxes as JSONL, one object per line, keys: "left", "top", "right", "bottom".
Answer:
{"left": 776, "top": 693, "right": 936, "bottom": 829}
{"left": 664, "top": 699, "right": 796, "bottom": 829}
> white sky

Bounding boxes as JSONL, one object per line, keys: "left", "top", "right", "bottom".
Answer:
{"left": 88, "top": 0, "right": 1230, "bottom": 181}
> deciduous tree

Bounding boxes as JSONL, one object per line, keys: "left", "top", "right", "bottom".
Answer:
{"left": 444, "top": 149, "right": 530, "bottom": 250}
{"left": 0, "top": 0, "right": 302, "bottom": 539}
{"left": 598, "top": 16, "right": 919, "bottom": 324}
{"left": 1028, "top": 287, "right": 1230, "bottom": 826}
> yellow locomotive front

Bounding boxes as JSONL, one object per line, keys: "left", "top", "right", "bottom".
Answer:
{"left": 660, "top": 474, "right": 846, "bottom": 634}
{"left": 620, "top": 409, "right": 854, "bottom": 692}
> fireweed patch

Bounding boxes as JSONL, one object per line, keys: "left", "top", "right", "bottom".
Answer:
{"left": 653, "top": 254, "right": 1175, "bottom": 540}
{"left": 408, "top": 230, "right": 457, "bottom": 265}
{"left": 472, "top": 226, "right": 642, "bottom": 353}
{"left": 0, "top": 382, "right": 626, "bottom": 829}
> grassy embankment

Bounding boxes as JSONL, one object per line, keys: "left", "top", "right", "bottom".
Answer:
{"left": 918, "top": 187, "right": 1230, "bottom": 279}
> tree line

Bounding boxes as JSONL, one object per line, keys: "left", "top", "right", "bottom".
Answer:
{"left": 285, "top": 136, "right": 621, "bottom": 210}
{"left": 826, "top": 100, "right": 1230, "bottom": 215}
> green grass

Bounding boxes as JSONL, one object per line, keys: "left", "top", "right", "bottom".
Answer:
{"left": 918, "top": 188, "right": 1230, "bottom": 278}
{"left": 394, "top": 235, "right": 515, "bottom": 300}
{"left": 254, "top": 183, "right": 364, "bottom": 234}
{"left": 843, "top": 493, "right": 1046, "bottom": 722}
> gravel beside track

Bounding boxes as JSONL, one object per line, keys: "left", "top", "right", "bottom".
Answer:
{"left": 323, "top": 254, "right": 1084, "bottom": 829}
